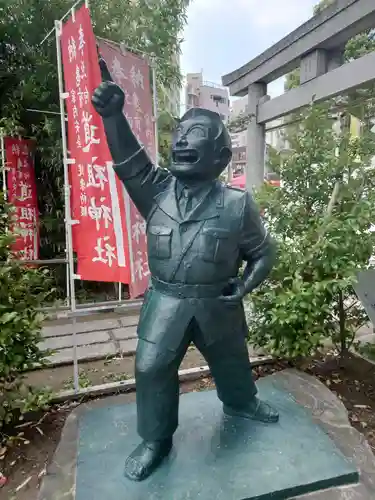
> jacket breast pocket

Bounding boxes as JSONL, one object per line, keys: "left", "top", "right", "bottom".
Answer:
{"left": 199, "top": 228, "right": 232, "bottom": 263}
{"left": 148, "top": 225, "right": 172, "bottom": 260}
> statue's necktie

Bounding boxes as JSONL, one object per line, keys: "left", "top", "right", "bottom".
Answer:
{"left": 179, "top": 187, "right": 192, "bottom": 218}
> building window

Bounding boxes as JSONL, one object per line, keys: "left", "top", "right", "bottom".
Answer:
{"left": 211, "top": 95, "right": 226, "bottom": 105}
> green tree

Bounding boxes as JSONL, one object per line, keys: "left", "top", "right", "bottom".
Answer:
{"left": 0, "top": 0, "right": 188, "bottom": 295}
{"left": 313, "top": 0, "right": 334, "bottom": 15}
{"left": 248, "top": 103, "right": 375, "bottom": 360}
{"left": 158, "top": 110, "right": 178, "bottom": 168}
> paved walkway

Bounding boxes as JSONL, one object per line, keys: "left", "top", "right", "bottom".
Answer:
{"left": 41, "top": 311, "right": 140, "bottom": 366}
{"left": 41, "top": 308, "right": 374, "bottom": 367}
{"left": 41, "top": 309, "right": 266, "bottom": 366}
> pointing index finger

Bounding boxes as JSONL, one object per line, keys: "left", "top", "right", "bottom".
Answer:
{"left": 99, "top": 58, "right": 113, "bottom": 83}
{"left": 96, "top": 46, "right": 113, "bottom": 83}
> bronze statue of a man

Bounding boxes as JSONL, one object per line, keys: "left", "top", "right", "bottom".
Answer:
{"left": 92, "top": 60, "right": 279, "bottom": 482}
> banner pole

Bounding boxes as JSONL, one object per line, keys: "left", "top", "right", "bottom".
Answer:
{"left": 55, "top": 19, "right": 79, "bottom": 393}
{"left": 0, "top": 131, "right": 6, "bottom": 200}
{"left": 152, "top": 64, "right": 159, "bottom": 165}
{"left": 40, "top": 0, "right": 86, "bottom": 46}
{"left": 65, "top": 256, "right": 71, "bottom": 308}
{"left": 124, "top": 189, "right": 135, "bottom": 287}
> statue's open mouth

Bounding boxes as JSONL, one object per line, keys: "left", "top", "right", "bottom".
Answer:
{"left": 172, "top": 149, "right": 199, "bottom": 164}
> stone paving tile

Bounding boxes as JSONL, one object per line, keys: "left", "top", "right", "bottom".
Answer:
{"left": 119, "top": 338, "right": 138, "bottom": 355}
{"left": 42, "top": 317, "right": 123, "bottom": 338}
{"left": 119, "top": 316, "right": 138, "bottom": 328}
{"left": 112, "top": 326, "right": 138, "bottom": 341}
{"left": 47, "top": 342, "right": 117, "bottom": 365}
{"left": 41, "top": 330, "right": 111, "bottom": 351}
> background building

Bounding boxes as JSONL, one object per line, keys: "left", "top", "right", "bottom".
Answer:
{"left": 230, "top": 96, "right": 247, "bottom": 121}
{"left": 231, "top": 145, "right": 247, "bottom": 178}
{"left": 228, "top": 97, "right": 287, "bottom": 182}
{"left": 185, "top": 72, "right": 230, "bottom": 122}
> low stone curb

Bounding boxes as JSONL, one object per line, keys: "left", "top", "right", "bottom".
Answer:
{"left": 50, "top": 355, "right": 273, "bottom": 404}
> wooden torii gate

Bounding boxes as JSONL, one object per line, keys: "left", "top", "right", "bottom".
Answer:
{"left": 222, "top": 0, "right": 375, "bottom": 190}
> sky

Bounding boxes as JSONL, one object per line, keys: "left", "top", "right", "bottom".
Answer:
{"left": 180, "top": 0, "right": 319, "bottom": 104}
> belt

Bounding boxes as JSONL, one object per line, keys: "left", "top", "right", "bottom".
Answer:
{"left": 151, "top": 276, "right": 228, "bottom": 299}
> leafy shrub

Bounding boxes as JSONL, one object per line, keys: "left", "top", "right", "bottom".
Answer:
{"left": 0, "top": 193, "right": 54, "bottom": 439}
{"left": 248, "top": 104, "right": 375, "bottom": 359}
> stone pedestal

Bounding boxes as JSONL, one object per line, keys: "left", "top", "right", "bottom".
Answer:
{"left": 39, "top": 370, "right": 375, "bottom": 500}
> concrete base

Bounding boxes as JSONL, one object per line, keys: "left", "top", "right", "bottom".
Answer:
{"left": 39, "top": 370, "right": 375, "bottom": 500}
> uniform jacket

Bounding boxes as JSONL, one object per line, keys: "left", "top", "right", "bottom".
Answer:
{"left": 115, "top": 147, "right": 272, "bottom": 351}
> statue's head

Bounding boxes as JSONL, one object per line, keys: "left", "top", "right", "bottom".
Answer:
{"left": 169, "top": 108, "right": 232, "bottom": 182}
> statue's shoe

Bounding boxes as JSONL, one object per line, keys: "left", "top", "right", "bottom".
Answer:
{"left": 224, "top": 397, "right": 279, "bottom": 423}
{"left": 124, "top": 438, "right": 173, "bottom": 481}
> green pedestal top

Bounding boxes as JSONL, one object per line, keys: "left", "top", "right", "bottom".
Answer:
{"left": 75, "top": 376, "right": 358, "bottom": 500}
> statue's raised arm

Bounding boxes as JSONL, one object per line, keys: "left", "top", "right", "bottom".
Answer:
{"left": 92, "top": 58, "right": 170, "bottom": 219}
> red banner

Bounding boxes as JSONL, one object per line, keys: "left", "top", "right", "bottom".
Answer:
{"left": 60, "top": 6, "right": 131, "bottom": 284}
{"left": 98, "top": 40, "right": 154, "bottom": 298}
{"left": 4, "top": 137, "right": 39, "bottom": 260}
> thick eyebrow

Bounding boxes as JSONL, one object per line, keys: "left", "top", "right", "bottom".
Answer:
{"left": 187, "top": 122, "right": 207, "bottom": 130}
{"left": 176, "top": 121, "right": 207, "bottom": 135}
{"left": 186, "top": 124, "right": 208, "bottom": 135}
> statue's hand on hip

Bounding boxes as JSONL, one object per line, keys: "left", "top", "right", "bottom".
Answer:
{"left": 219, "top": 277, "right": 245, "bottom": 303}
{"left": 92, "top": 58, "right": 125, "bottom": 118}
